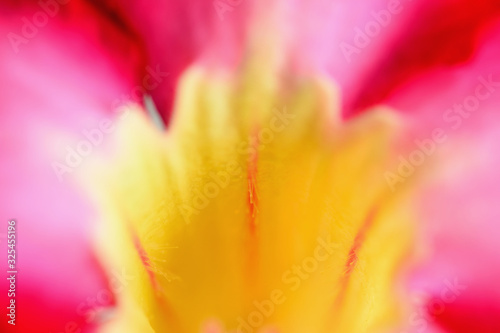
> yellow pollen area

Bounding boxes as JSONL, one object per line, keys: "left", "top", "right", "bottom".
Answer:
{"left": 86, "top": 65, "right": 415, "bottom": 333}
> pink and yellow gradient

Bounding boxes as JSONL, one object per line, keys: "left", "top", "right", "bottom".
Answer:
{"left": 1, "top": 0, "right": 500, "bottom": 332}
{"left": 89, "top": 67, "right": 415, "bottom": 332}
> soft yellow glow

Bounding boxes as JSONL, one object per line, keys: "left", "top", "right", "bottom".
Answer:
{"left": 90, "top": 66, "right": 414, "bottom": 333}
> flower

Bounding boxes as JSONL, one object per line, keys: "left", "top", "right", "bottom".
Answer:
{"left": 90, "top": 71, "right": 414, "bottom": 333}
{"left": 1, "top": 0, "right": 500, "bottom": 333}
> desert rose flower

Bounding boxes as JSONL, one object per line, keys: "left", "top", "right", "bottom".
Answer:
{"left": 1, "top": 1, "right": 500, "bottom": 333}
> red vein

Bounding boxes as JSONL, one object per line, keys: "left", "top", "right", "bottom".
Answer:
{"left": 129, "top": 226, "right": 183, "bottom": 331}
{"left": 333, "top": 208, "right": 378, "bottom": 311}
{"left": 245, "top": 130, "right": 260, "bottom": 291}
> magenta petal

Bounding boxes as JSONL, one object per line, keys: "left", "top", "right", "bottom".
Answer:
{"left": 283, "top": 0, "right": 419, "bottom": 111}
{"left": 0, "top": 5, "right": 140, "bottom": 332}
{"left": 92, "top": 0, "right": 252, "bottom": 124}
{"left": 387, "top": 22, "right": 500, "bottom": 333}
{"left": 285, "top": 0, "right": 500, "bottom": 117}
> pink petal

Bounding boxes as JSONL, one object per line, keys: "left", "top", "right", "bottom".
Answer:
{"left": 385, "top": 21, "right": 500, "bottom": 333}
{"left": 282, "top": 0, "right": 500, "bottom": 117}
{"left": 92, "top": 0, "right": 253, "bottom": 123}
{"left": 0, "top": 3, "right": 141, "bottom": 331}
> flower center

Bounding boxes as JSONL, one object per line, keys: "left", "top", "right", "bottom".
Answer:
{"left": 91, "top": 66, "right": 415, "bottom": 333}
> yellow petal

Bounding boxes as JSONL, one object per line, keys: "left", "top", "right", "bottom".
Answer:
{"left": 89, "top": 66, "right": 415, "bottom": 333}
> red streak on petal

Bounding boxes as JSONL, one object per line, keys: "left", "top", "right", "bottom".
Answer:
{"left": 130, "top": 227, "right": 161, "bottom": 292}
{"left": 246, "top": 129, "right": 260, "bottom": 290}
{"left": 333, "top": 208, "right": 378, "bottom": 311}
{"left": 348, "top": 0, "right": 500, "bottom": 116}
{"left": 128, "top": 225, "right": 185, "bottom": 331}
{"left": 247, "top": 148, "right": 259, "bottom": 235}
